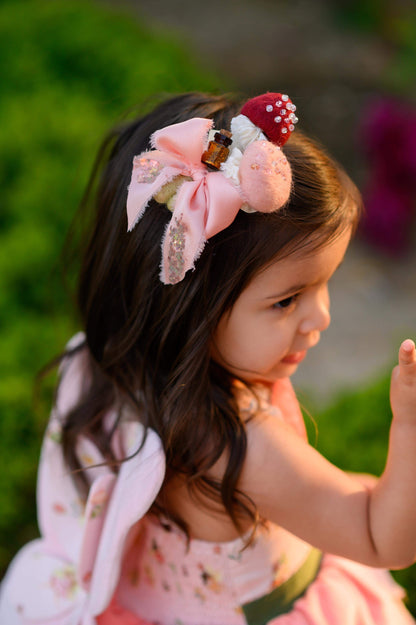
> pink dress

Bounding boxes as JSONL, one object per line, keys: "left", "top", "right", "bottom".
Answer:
{"left": 0, "top": 334, "right": 414, "bottom": 624}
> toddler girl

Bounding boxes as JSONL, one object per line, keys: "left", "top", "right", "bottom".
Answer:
{"left": 1, "top": 91, "right": 415, "bottom": 625}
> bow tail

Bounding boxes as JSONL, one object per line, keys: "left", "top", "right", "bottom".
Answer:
{"left": 160, "top": 180, "right": 207, "bottom": 285}
{"left": 204, "top": 172, "right": 243, "bottom": 238}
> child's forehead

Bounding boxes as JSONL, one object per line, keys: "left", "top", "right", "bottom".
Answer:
{"left": 245, "top": 228, "right": 352, "bottom": 297}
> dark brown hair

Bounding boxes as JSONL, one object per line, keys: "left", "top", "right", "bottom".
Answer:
{"left": 60, "top": 92, "right": 361, "bottom": 534}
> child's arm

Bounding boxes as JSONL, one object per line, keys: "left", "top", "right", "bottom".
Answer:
{"left": 240, "top": 339, "right": 416, "bottom": 569}
{"left": 369, "top": 339, "right": 416, "bottom": 565}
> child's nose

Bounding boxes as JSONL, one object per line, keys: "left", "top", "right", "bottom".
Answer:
{"left": 298, "top": 288, "right": 331, "bottom": 335}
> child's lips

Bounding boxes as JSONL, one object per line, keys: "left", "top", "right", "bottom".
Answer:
{"left": 281, "top": 350, "right": 307, "bottom": 365}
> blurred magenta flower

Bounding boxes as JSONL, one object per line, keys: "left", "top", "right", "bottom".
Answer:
{"left": 360, "top": 98, "right": 416, "bottom": 254}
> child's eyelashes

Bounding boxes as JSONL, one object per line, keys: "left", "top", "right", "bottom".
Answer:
{"left": 271, "top": 294, "right": 299, "bottom": 310}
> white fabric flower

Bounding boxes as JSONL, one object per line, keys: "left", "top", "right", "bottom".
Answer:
{"left": 220, "top": 147, "right": 243, "bottom": 186}
{"left": 230, "top": 114, "right": 267, "bottom": 152}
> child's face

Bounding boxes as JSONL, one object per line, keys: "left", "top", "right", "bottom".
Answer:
{"left": 212, "top": 227, "right": 352, "bottom": 385}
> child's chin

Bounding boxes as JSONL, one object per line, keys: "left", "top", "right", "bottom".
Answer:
{"left": 250, "top": 368, "right": 296, "bottom": 385}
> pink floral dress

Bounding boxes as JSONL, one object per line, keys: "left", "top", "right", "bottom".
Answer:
{"left": 0, "top": 334, "right": 414, "bottom": 624}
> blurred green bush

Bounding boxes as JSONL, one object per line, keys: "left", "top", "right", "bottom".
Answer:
{"left": 0, "top": 0, "right": 221, "bottom": 575}
{"left": 333, "top": 0, "right": 416, "bottom": 95}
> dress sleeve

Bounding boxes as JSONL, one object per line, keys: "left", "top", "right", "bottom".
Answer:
{"left": 0, "top": 334, "right": 165, "bottom": 625}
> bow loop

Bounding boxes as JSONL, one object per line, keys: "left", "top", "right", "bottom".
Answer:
{"left": 152, "top": 118, "right": 213, "bottom": 165}
{"left": 126, "top": 94, "right": 297, "bottom": 284}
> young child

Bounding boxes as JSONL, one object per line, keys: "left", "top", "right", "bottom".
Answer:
{"left": 1, "top": 91, "right": 415, "bottom": 625}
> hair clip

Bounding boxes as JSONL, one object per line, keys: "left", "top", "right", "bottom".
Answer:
{"left": 126, "top": 93, "right": 298, "bottom": 284}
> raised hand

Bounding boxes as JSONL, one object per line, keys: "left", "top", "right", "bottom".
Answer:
{"left": 390, "top": 339, "right": 416, "bottom": 423}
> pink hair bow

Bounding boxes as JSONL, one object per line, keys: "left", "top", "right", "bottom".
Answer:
{"left": 126, "top": 118, "right": 243, "bottom": 284}
{"left": 126, "top": 93, "right": 297, "bottom": 284}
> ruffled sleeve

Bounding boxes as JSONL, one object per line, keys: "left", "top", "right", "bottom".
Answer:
{"left": 0, "top": 334, "right": 166, "bottom": 624}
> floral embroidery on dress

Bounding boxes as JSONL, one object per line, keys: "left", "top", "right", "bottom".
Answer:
{"left": 129, "top": 567, "right": 139, "bottom": 586}
{"left": 143, "top": 564, "right": 155, "bottom": 586}
{"left": 198, "top": 564, "right": 223, "bottom": 593}
{"left": 80, "top": 453, "right": 95, "bottom": 467}
{"left": 272, "top": 553, "right": 288, "bottom": 588}
{"left": 227, "top": 548, "right": 243, "bottom": 562}
{"left": 168, "top": 562, "right": 177, "bottom": 574}
{"left": 52, "top": 502, "right": 67, "bottom": 515}
{"left": 47, "top": 418, "right": 62, "bottom": 444}
{"left": 151, "top": 539, "right": 165, "bottom": 563}
{"left": 89, "top": 489, "right": 109, "bottom": 519}
{"left": 70, "top": 497, "right": 84, "bottom": 518}
{"left": 49, "top": 565, "right": 78, "bottom": 599}
{"left": 194, "top": 587, "right": 206, "bottom": 603}
{"left": 52, "top": 498, "right": 84, "bottom": 518}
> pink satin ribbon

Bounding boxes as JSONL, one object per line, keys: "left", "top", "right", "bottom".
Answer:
{"left": 126, "top": 118, "right": 243, "bottom": 284}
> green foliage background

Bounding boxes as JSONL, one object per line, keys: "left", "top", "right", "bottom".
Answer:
{"left": 0, "top": 0, "right": 221, "bottom": 575}
{"left": 0, "top": 0, "right": 414, "bottom": 616}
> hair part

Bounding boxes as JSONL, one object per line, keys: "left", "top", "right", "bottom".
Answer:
{"left": 60, "top": 92, "right": 361, "bottom": 536}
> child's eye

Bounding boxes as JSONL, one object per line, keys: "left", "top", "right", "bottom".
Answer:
{"left": 272, "top": 294, "right": 299, "bottom": 310}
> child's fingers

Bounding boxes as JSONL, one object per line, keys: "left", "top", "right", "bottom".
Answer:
{"left": 398, "top": 339, "right": 416, "bottom": 382}
{"left": 391, "top": 340, "right": 416, "bottom": 419}
{"left": 399, "top": 339, "right": 416, "bottom": 364}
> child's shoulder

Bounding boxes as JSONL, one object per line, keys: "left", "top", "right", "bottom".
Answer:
{"left": 236, "top": 378, "right": 311, "bottom": 515}
{"left": 234, "top": 378, "right": 306, "bottom": 439}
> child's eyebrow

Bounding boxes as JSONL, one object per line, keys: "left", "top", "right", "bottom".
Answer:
{"left": 262, "top": 256, "right": 347, "bottom": 301}
{"left": 264, "top": 283, "right": 307, "bottom": 300}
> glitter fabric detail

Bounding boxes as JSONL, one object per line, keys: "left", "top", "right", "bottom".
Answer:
{"left": 166, "top": 216, "right": 187, "bottom": 284}
{"left": 250, "top": 144, "right": 289, "bottom": 181}
{"left": 133, "top": 157, "right": 163, "bottom": 183}
{"left": 271, "top": 155, "right": 289, "bottom": 181}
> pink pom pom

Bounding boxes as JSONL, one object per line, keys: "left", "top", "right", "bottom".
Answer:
{"left": 240, "top": 93, "right": 298, "bottom": 146}
{"left": 239, "top": 140, "right": 292, "bottom": 212}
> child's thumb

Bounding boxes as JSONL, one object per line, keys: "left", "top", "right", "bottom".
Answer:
{"left": 399, "top": 339, "right": 416, "bottom": 365}
{"left": 397, "top": 339, "right": 416, "bottom": 385}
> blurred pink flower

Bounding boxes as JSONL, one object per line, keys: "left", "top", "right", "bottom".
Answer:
{"left": 360, "top": 98, "right": 416, "bottom": 254}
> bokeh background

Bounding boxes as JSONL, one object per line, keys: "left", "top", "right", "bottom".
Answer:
{"left": 1, "top": 0, "right": 415, "bottom": 613}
